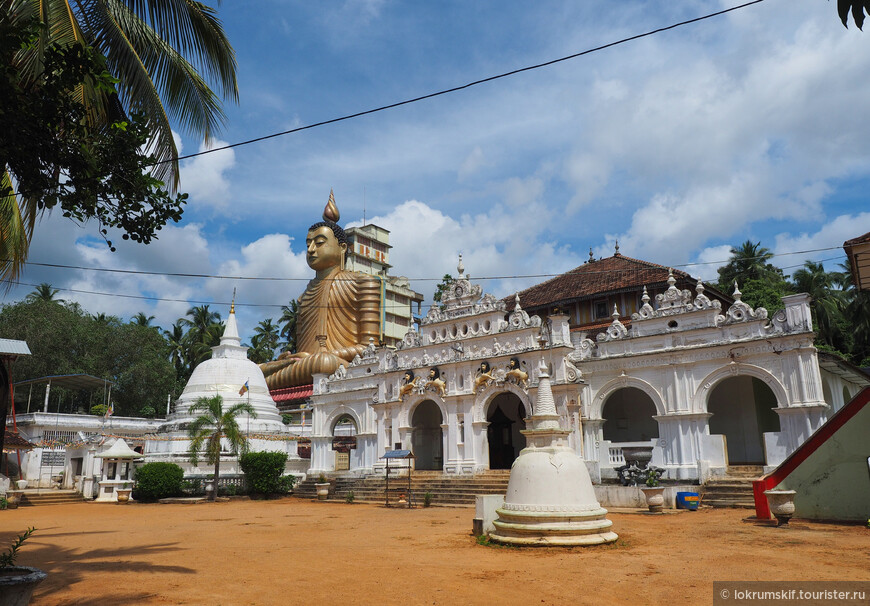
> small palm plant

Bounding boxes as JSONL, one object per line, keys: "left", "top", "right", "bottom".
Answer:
{"left": 187, "top": 395, "right": 256, "bottom": 502}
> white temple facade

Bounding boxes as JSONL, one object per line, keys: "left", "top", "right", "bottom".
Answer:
{"left": 302, "top": 258, "right": 866, "bottom": 484}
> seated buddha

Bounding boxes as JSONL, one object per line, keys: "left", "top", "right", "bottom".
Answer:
{"left": 260, "top": 192, "right": 381, "bottom": 389}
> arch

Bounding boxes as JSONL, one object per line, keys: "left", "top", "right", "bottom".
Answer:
{"left": 707, "top": 375, "right": 780, "bottom": 465}
{"left": 410, "top": 399, "right": 443, "bottom": 471}
{"left": 693, "top": 363, "right": 789, "bottom": 412}
{"left": 591, "top": 376, "right": 665, "bottom": 420}
{"left": 485, "top": 392, "right": 527, "bottom": 469}
{"left": 601, "top": 387, "right": 659, "bottom": 443}
{"left": 822, "top": 378, "right": 834, "bottom": 409}
{"left": 324, "top": 406, "right": 363, "bottom": 436}
{"left": 400, "top": 392, "right": 448, "bottom": 429}
{"left": 331, "top": 413, "right": 358, "bottom": 436}
{"left": 473, "top": 382, "right": 531, "bottom": 423}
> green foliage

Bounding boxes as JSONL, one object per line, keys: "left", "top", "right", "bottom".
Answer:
{"left": 433, "top": 274, "right": 455, "bottom": 308}
{"left": 838, "top": 1, "right": 870, "bottom": 29}
{"left": 281, "top": 414, "right": 293, "bottom": 425}
{"left": 345, "top": 491, "right": 355, "bottom": 504}
{"left": 0, "top": 527, "right": 36, "bottom": 569}
{"left": 139, "top": 405, "right": 157, "bottom": 418}
{"left": 0, "top": 496, "right": 7, "bottom": 510}
{"left": 0, "top": 299, "right": 176, "bottom": 416}
{"left": 734, "top": 277, "right": 792, "bottom": 314}
{"left": 423, "top": 491, "right": 433, "bottom": 508}
{"left": 238, "top": 451, "right": 288, "bottom": 495}
{"left": 476, "top": 534, "right": 490, "bottom": 546}
{"left": 279, "top": 300, "right": 300, "bottom": 354}
{"left": 133, "top": 462, "right": 184, "bottom": 501}
{"left": 318, "top": 473, "right": 328, "bottom": 483}
{"left": 277, "top": 475, "right": 296, "bottom": 494}
{"left": 90, "top": 404, "right": 108, "bottom": 416}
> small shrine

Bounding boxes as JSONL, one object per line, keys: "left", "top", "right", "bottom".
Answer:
{"left": 489, "top": 359, "right": 617, "bottom": 546}
{"left": 95, "top": 438, "right": 142, "bottom": 502}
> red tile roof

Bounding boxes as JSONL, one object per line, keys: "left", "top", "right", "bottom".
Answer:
{"left": 505, "top": 254, "right": 709, "bottom": 311}
{"left": 270, "top": 384, "right": 313, "bottom": 403}
{"left": 844, "top": 231, "right": 870, "bottom": 246}
{"left": 3, "top": 429, "right": 35, "bottom": 451}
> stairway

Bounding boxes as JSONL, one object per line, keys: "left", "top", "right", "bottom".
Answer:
{"left": 701, "top": 465, "right": 763, "bottom": 508}
{"left": 293, "top": 470, "right": 511, "bottom": 507}
{"left": 19, "top": 489, "right": 86, "bottom": 507}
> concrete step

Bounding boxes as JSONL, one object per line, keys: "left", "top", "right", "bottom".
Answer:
{"left": 19, "top": 490, "right": 85, "bottom": 506}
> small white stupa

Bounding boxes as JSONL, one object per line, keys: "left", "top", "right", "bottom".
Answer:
{"left": 146, "top": 302, "right": 285, "bottom": 464}
{"left": 489, "top": 359, "right": 618, "bottom": 546}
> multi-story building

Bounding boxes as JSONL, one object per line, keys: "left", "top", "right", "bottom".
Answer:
{"left": 345, "top": 224, "right": 424, "bottom": 346}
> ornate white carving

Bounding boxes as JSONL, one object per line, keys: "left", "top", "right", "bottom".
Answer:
{"left": 564, "top": 357, "right": 583, "bottom": 383}
{"left": 716, "top": 282, "right": 768, "bottom": 326}
{"left": 597, "top": 305, "right": 628, "bottom": 342}
{"left": 632, "top": 286, "right": 656, "bottom": 320}
{"left": 654, "top": 270, "right": 693, "bottom": 315}
{"left": 505, "top": 293, "right": 542, "bottom": 330}
{"left": 397, "top": 330, "right": 421, "bottom": 350}
{"left": 692, "top": 281, "right": 720, "bottom": 311}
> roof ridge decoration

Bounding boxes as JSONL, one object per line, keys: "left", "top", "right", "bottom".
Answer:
{"left": 422, "top": 254, "right": 505, "bottom": 324}
{"left": 507, "top": 293, "right": 542, "bottom": 330}
{"left": 654, "top": 269, "right": 693, "bottom": 315}
{"left": 715, "top": 281, "right": 768, "bottom": 326}
{"left": 598, "top": 304, "right": 628, "bottom": 342}
{"left": 630, "top": 273, "right": 723, "bottom": 323}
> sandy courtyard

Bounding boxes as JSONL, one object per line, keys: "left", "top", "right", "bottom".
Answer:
{"left": 2, "top": 498, "right": 868, "bottom": 605}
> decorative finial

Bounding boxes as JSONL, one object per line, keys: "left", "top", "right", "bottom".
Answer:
{"left": 323, "top": 189, "right": 340, "bottom": 223}
{"left": 514, "top": 293, "right": 523, "bottom": 311}
{"left": 667, "top": 269, "right": 676, "bottom": 288}
{"left": 614, "top": 240, "right": 620, "bottom": 255}
{"left": 588, "top": 248, "right": 595, "bottom": 262}
{"left": 230, "top": 287, "right": 236, "bottom": 314}
{"left": 696, "top": 280, "right": 705, "bottom": 295}
{"left": 732, "top": 280, "right": 742, "bottom": 301}
{"left": 641, "top": 285, "right": 650, "bottom": 304}
{"left": 612, "top": 303, "right": 620, "bottom": 320}
{"left": 457, "top": 253, "right": 465, "bottom": 278}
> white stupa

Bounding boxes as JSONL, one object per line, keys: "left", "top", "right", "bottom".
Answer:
{"left": 146, "top": 302, "right": 285, "bottom": 462}
{"left": 489, "top": 359, "right": 618, "bottom": 546}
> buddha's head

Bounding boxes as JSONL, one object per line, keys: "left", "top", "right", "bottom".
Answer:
{"left": 306, "top": 221, "right": 347, "bottom": 271}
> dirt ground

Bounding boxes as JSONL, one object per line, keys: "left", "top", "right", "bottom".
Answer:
{"left": 2, "top": 498, "right": 868, "bottom": 606}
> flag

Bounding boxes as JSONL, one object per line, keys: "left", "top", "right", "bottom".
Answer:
{"left": 106, "top": 402, "right": 114, "bottom": 417}
{"left": 239, "top": 381, "right": 249, "bottom": 396}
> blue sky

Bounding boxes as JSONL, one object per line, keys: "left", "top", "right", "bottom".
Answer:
{"left": 7, "top": 0, "right": 870, "bottom": 342}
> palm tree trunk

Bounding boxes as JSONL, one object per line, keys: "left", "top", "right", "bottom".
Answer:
{"left": 211, "top": 457, "right": 220, "bottom": 502}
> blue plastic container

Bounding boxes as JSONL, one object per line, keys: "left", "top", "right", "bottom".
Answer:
{"left": 676, "top": 491, "right": 700, "bottom": 511}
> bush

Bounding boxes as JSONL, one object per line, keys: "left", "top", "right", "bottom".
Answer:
{"left": 133, "top": 462, "right": 184, "bottom": 501}
{"left": 90, "top": 404, "right": 107, "bottom": 416}
{"left": 277, "top": 475, "right": 296, "bottom": 494}
{"left": 239, "top": 451, "right": 288, "bottom": 495}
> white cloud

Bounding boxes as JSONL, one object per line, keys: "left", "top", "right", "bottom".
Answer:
{"left": 179, "top": 139, "right": 236, "bottom": 211}
{"left": 773, "top": 212, "right": 870, "bottom": 275}
{"left": 458, "top": 147, "right": 487, "bottom": 181}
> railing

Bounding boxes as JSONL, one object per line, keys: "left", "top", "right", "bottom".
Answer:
{"left": 608, "top": 447, "right": 625, "bottom": 465}
{"left": 180, "top": 473, "right": 246, "bottom": 495}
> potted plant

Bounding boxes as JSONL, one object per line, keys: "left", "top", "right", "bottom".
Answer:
{"left": 116, "top": 482, "right": 133, "bottom": 504}
{"left": 639, "top": 471, "right": 666, "bottom": 513}
{"left": 4, "top": 490, "right": 23, "bottom": 510}
{"left": 315, "top": 474, "right": 330, "bottom": 501}
{"left": 0, "top": 528, "right": 47, "bottom": 606}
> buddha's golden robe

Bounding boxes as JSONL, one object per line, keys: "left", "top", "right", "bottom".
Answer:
{"left": 260, "top": 267, "right": 381, "bottom": 389}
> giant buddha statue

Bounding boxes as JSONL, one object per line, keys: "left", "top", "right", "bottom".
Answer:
{"left": 260, "top": 192, "right": 381, "bottom": 388}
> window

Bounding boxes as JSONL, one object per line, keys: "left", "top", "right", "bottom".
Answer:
{"left": 594, "top": 301, "right": 609, "bottom": 319}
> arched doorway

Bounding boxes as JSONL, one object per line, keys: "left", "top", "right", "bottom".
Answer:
{"left": 601, "top": 387, "right": 658, "bottom": 443}
{"left": 411, "top": 400, "right": 443, "bottom": 470}
{"left": 487, "top": 393, "right": 526, "bottom": 470}
{"left": 331, "top": 414, "right": 357, "bottom": 471}
{"left": 707, "top": 376, "right": 780, "bottom": 464}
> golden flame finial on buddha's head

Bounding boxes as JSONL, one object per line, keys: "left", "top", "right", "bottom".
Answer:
{"left": 324, "top": 189, "right": 340, "bottom": 223}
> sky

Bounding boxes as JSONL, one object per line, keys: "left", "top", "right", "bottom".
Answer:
{"left": 6, "top": 0, "right": 870, "bottom": 343}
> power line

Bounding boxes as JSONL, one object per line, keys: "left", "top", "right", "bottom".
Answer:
{"left": 5, "top": 244, "right": 846, "bottom": 283}
{"left": 163, "top": 0, "right": 767, "bottom": 165}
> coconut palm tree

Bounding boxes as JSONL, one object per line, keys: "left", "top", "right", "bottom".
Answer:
{"left": 248, "top": 319, "right": 280, "bottom": 364}
{"left": 24, "top": 282, "right": 62, "bottom": 303}
{"left": 278, "top": 300, "right": 299, "bottom": 354}
{"left": 791, "top": 261, "right": 846, "bottom": 351}
{"left": 187, "top": 394, "right": 256, "bottom": 502}
{"left": 131, "top": 312, "right": 155, "bottom": 327}
{"left": 2, "top": 0, "right": 238, "bottom": 282}
{"left": 717, "top": 241, "right": 779, "bottom": 287}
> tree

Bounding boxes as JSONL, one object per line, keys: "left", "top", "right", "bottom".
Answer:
{"left": 433, "top": 274, "right": 455, "bottom": 309}
{"left": 130, "top": 312, "right": 155, "bottom": 327}
{"left": 790, "top": 261, "right": 847, "bottom": 352}
{"left": 186, "top": 394, "right": 255, "bottom": 502}
{"left": 1, "top": 9, "right": 188, "bottom": 282}
{"left": 278, "top": 300, "right": 299, "bottom": 354}
{"left": 24, "top": 283, "right": 61, "bottom": 303}
{"left": 837, "top": 0, "right": 870, "bottom": 29}
{"left": 248, "top": 319, "right": 280, "bottom": 364}
{"left": 717, "top": 241, "right": 792, "bottom": 312}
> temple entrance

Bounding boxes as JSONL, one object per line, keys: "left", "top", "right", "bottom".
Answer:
{"left": 707, "top": 376, "right": 780, "bottom": 464}
{"left": 411, "top": 400, "right": 443, "bottom": 470}
{"left": 602, "top": 387, "right": 659, "bottom": 442}
{"left": 487, "top": 393, "right": 526, "bottom": 470}
{"left": 331, "top": 415, "right": 357, "bottom": 471}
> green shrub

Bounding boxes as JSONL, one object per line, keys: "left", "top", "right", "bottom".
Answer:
{"left": 423, "top": 491, "right": 433, "bottom": 508}
{"left": 239, "top": 451, "right": 288, "bottom": 495}
{"left": 345, "top": 491, "right": 355, "bottom": 504}
{"left": 281, "top": 413, "right": 293, "bottom": 425}
{"left": 90, "top": 403, "right": 107, "bottom": 416}
{"left": 133, "top": 462, "right": 184, "bottom": 501}
{"left": 277, "top": 475, "right": 296, "bottom": 494}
